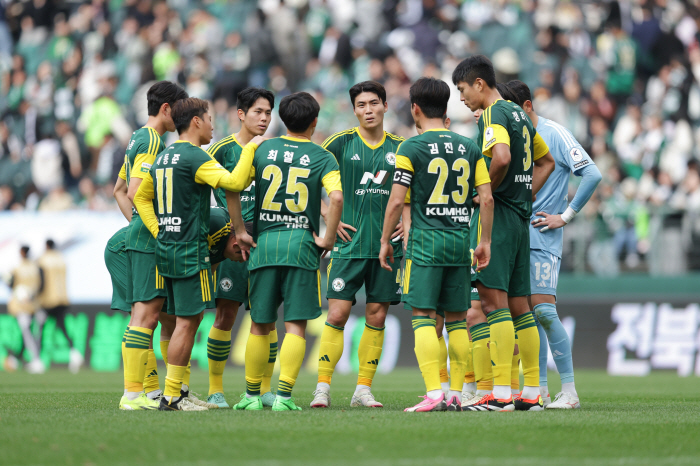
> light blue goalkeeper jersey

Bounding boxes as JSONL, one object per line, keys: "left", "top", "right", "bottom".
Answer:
{"left": 530, "top": 117, "right": 595, "bottom": 257}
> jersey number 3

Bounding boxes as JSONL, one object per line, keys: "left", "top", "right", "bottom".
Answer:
{"left": 261, "top": 166, "right": 310, "bottom": 213}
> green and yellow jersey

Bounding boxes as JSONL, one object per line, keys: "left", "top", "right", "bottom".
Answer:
{"left": 207, "top": 206, "right": 232, "bottom": 266}
{"left": 477, "top": 99, "right": 549, "bottom": 219}
{"left": 322, "top": 127, "right": 404, "bottom": 258}
{"left": 122, "top": 126, "right": 165, "bottom": 253}
{"left": 208, "top": 134, "right": 256, "bottom": 222}
{"left": 394, "top": 129, "right": 490, "bottom": 266}
{"left": 233, "top": 136, "right": 342, "bottom": 271}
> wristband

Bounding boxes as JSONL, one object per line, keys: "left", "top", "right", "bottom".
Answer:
{"left": 561, "top": 206, "right": 577, "bottom": 224}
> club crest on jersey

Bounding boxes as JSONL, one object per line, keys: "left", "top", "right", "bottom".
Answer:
{"left": 220, "top": 277, "right": 233, "bottom": 292}
{"left": 570, "top": 147, "right": 583, "bottom": 162}
{"left": 332, "top": 278, "right": 345, "bottom": 292}
{"left": 385, "top": 152, "right": 396, "bottom": 165}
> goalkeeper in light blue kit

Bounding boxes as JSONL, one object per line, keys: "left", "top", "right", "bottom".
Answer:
{"left": 503, "top": 80, "right": 602, "bottom": 409}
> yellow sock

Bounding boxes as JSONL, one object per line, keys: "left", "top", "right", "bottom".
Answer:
{"left": 245, "top": 333, "right": 270, "bottom": 396}
{"left": 124, "top": 326, "right": 152, "bottom": 392}
{"left": 122, "top": 326, "right": 129, "bottom": 390}
{"left": 470, "top": 322, "right": 491, "bottom": 390}
{"left": 160, "top": 340, "right": 169, "bottom": 367}
{"left": 317, "top": 322, "right": 344, "bottom": 385}
{"left": 143, "top": 349, "right": 160, "bottom": 394}
{"left": 261, "top": 328, "right": 278, "bottom": 394}
{"left": 164, "top": 364, "right": 186, "bottom": 401}
{"left": 513, "top": 312, "right": 540, "bottom": 388}
{"left": 207, "top": 327, "right": 232, "bottom": 396}
{"left": 357, "top": 323, "right": 384, "bottom": 387}
{"left": 487, "top": 309, "right": 515, "bottom": 387}
{"left": 277, "top": 333, "right": 306, "bottom": 397}
{"left": 183, "top": 360, "right": 191, "bottom": 387}
{"left": 511, "top": 333, "right": 520, "bottom": 391}
{"left": 445, "top": 320, "right": 468, "bottom": 392}
{"left": 438, "top": 335, "right": 448, "bottom": 384}
{"left": 464, "top": 335, "right": 475, "bottom": 384}
{"left": 412, "top": 316, "right": 441, "bottom": 392}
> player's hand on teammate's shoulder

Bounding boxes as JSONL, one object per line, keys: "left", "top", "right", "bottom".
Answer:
{"left": 249, "top": 135, "right": 266, "bottom": 146}
{"left": 473, "top": 241, "right": 491, "bottom": 272}
{"left": 336, "top": 221, "right": 356, "bottom": 243}
{"left": 532, "top": 211, "right": 566, "bottom": 232}
{"left": 378, "top": 241, "right": 395, "bottom": 272}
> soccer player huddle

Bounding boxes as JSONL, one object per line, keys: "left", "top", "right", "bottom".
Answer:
{"left": 104, "top": 54, "right": 602, "bottom": 413}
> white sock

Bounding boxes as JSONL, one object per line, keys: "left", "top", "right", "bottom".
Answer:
{"left": 146, "top": 389, "right": 162, "bottom": 400}
{"left": 440, "top": 381, "right": 450, "bottom": 393}
{"left": 355, "top": 384, "right": 370, "bottom": 393}
{"left": 493, "top": 385, "right": 511, "bottom": 400}
{"left": 521, "top": 386, "right": 540, "bottom": 400}
{"left": 463, "top": 382, "right": 476, "bottom": 394}
{"left": 562, "top": 382, "right": 577, "bottom": 396}
{"left": 181, "top": 384, "right": 189, "bottom": 393}
{"left": 316, "top": 382, "right": 330, "bottom": 392}
{"left": 125, "top": 391, "right": 143, "bottom": 401}
{"left": 448, "top": 390, "right": 461, "bottom": 400}
{"left": 540, "top": 385, "right": 549, "bottom": 398}
{"left": 277, "top": 393, "right": 291, "bottom": 400}
{"left": 165, "top": 395, "right": 180, "bottom": 403}
{"left": 245, "top": 393, "right": 257, "bottom": 398}
{"left": 427, "top": 389, "right": 443, "bottom": 400}
{"left": 511, "top": 388, "right": 520, "bottom": 395}
{"left": 476, "top": 389, "right": 491, "bottom": 397}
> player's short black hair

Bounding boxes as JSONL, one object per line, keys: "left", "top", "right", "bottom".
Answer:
{"left": 172, "top": 98, "right": 209, "bottom": 134}
{"left": 451, "top": 55, "right": 497, "bottom": 89}
{"left": 349, "top": 81, "right": 387, "bottom": 107}
{"left": 20, "top": 245, "right": 29, "bottom": 256}
{"left": 237, "top": 87, "right": 275, "bottom": 115}
{"left": 505, "top": 80, "right": 533, "bottom": 108}
{"left": 46, "top": 239, "right": 55, "bottom": 250}
{"left": 278, "top": 92, "right": 320, "bottom": 133}
{"left": 409, "top": 77, "right": 450, "bottom": 119}
{"left": 496, "top": 83, "right": 517, "bottom": 102}
{"left": 147, "top": 81, "right": 189, "bottom": 117}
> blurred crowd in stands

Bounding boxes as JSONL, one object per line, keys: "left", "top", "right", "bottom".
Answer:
{"left": 2, "top": 0, "right": 700, "bottom": 274}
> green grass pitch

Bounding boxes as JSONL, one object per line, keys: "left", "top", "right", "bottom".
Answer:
{"left": 1, "top": 368, "right": 699, "bottom": 465}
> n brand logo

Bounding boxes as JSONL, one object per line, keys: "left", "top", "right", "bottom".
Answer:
{"left": 360, "top": 170, "right": 389, "bottom": 185}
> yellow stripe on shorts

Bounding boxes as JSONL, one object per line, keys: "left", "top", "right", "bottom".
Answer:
{"left": 403, "top": 259, "right": 412, "bottom": 295}
{"left": 317, "top": 270, "right": 322, "bottom": 307}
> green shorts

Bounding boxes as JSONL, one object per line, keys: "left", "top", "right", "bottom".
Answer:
{"left": 104, "top": 246, "right": 130, "bottom": 313}
{"left": 402, "top": 260, "right": 470, "bottom": 312}
{"left": 162, "top": 268, "right": 215, "bottom": 317}
{"left": 326, "top": 258, "right": 402, "bottom": 305}
{"left": 470, "top": 203, "right": 530, "bottom": 297}
{"left": 215, "top": 258, "right": 248, "bottom": 306}
{"left": 125, "top": 250, "right": 167, "bottom": 304}
{"left": 249, "top": 266, "right": 322, "bottom": 324}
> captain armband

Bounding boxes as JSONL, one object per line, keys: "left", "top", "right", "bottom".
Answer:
{"left": 393, "top": 168, "right": 413, "bottom": 187}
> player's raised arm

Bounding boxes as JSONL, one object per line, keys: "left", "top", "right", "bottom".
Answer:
{"left": 194, "top": 136, "right": 262, "bottom": 192}
{"left": 133, "top": 172, "right": 159, "bottom": 238}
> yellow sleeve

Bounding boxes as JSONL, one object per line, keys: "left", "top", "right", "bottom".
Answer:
{"left": 532, "top": 132, "right": 550, "bottom": 161}
{"left": 482, "top": 124, "right": 510, "bottom": 157}
{"left": 130, "top": 152, "right": 157, "bottom": 180}
{"left": 395, "top": 154, "right": 414, "bottom": 172}
{"left": 404, "top": 188, "right": 411, "bottom": 203}
{"left": 133, "top": 175, "right": 159, "bottom": 238}
{"left": 321, "top": 170, "right": 342, "bottom": 196}
{"left": 194, "top": 141, "right": 258, "bottom": 191}
{"left": 118, "top": 163, "right": 127, "bottom": 181}
{"left": 474, "top": 158, "right": 491, "bottom": 187}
